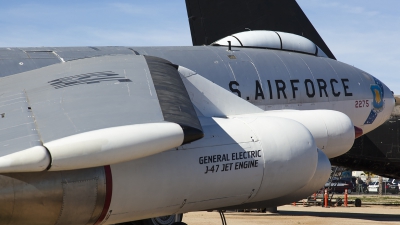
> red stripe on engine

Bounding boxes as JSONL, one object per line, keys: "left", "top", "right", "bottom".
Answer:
{"left": 94, "top": 165, "right": 113, "bottom": 225}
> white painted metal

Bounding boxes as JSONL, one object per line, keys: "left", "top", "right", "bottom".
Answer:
{"left": 235, "top": 116, "right": 318, "bottom": 203}
{"left": 276, "top": 31, "right": 317, "bottom": 55}
{"left": 257, "top": 100, "right": 393, "bottom": 135}
{"left": 254, "top": 149, "right": 331, "bottom": 207}
{"left": 211, "top": 30, "right": 328, "bottom": 57}
{"left": 214, "top": 30, "right": 281, "bottom": 48}
{"left": 213, "top": 36, "right": 242, "bottom": 46}
{"left": 45, "top": 122, "right": 184, "bottom": 171}
{"left": 249, "top": 110, "right": 355, "bottom": 158}
{"left": 106, "top": 116, "right": 318, "bottom": 224}
{"left": 240, "top": 30, "right": 281, "bottom": 48}
{"left": 179, "top": 66, "right": 264, "bottom": 117}
{"left": 296, "top": 149, "right": 332, "bottom": 196}
{"left": 0, "top": 146, "right": 50, "bottom": 173}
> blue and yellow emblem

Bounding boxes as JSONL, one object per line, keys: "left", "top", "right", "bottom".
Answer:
{"left": 364, "top": 78, "right": 384, "bottom": 124}
{"left": 370, "top": 84, "right": 384, "bottom": 110}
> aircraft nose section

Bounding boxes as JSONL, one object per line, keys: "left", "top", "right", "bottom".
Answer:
{"left": 361, "top": 76, "right": 394, "bottom": 134}
{"left": 381, "top": 83, "right": 395, "bottom": 120}
{"left": 372, "top": 78, "right": 395, "bottom": 126}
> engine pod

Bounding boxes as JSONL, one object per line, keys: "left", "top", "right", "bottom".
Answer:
{"left": 45, "top": 122, "right": 184, "bottom": 171}
{"left": 234, "top": 116, "right": 318, "bottom": 203}
{"left": 105, "top": 116, "right": 319, "bottom": 223}
{"left": 238, "top": 110, "right": 355, "bottom": 158}
{"left": 215, "top": 148, "right": 331, "bottom": 210}
{"left": 249, "top": 148, "right": 331, "bottom": 207}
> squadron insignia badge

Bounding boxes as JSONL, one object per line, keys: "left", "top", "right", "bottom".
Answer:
{"left": 364, "top": 78, "right": 385, "bottom": 124}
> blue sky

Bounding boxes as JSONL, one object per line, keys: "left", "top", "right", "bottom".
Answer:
{"left": 0, "top": 0, "right": 399, "bottom": 94}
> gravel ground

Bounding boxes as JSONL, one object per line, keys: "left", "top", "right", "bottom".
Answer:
{"left": 182, "top": 204, "right": 400, "bottom": 225}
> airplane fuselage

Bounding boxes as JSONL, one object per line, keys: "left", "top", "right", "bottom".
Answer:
{"left": 134, "top": 45, "right": 393, "bottom": 133}
{"left": 0, "top": 45, "right": 394, "bottom": 224}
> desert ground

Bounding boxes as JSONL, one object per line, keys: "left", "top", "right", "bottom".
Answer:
{"left": 182, "top": 204, "right": 400, "bottom": 225}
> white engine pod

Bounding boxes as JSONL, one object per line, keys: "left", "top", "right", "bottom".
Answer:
{"left": 257, "top": 110, "right": 355, "bottom": 158}
{"left": 256, "top": 149, "right": 331, "bottom": 207}
{"left": 45, "top": 122, "right": 184, "bottom": 171}
{"left": 234, "top": 116, "right": 318, "bottom": 203}
{"left": 302, "top": 149, "right": 332, "bottom": 194}
{"left": 0, "top": 146, "right": 50, "bottom": 173}
{"left": 106, "top": 116, "right": 319, "bottom": 223}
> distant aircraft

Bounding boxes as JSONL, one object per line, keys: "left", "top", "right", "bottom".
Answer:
{"left": 0, "top": 1, "right": 395, "bottom": 225}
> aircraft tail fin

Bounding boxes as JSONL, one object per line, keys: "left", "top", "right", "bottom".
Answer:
{"left": 185, "top": 0, "right": 336, "bottom": 60}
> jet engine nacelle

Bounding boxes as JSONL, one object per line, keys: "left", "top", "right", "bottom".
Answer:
{"left": 106, "top": 115, "right": 320, "bottom": 223}
{"left": 0, "top": 116, "right": 320, "bottom": 224}
{"left": 236, "top": 110, "right": 355, "bottom": 158}
{"left": 218, "top": 148, "right": 331, "bottom": 210}
{"left": 285, "top": 148, "right": 332, "bottom": 200}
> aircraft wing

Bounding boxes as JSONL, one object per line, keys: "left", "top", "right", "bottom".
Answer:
{"left": 0, "top": 52, "right": 203, "bottom": 172}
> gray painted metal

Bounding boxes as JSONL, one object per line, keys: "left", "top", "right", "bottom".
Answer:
{"left": 133, "top": 46, "right": 370, "bottom": 103}
{"left": 0, "top": 49, "right": 30, "bottom": 59}
{"left": 0, "top": 47, "right": 136, "bottom": 78}
{"left": 53, "top": 46, "right": 134, "bottom": 62}
{"left": 0, "top": 91, "right": 41, "bottom": 155}
{"left": 0, "top": 167, "right": 106, "bottom": 225}
{"left": 0, "top": 45, "right": 374, "bottom": 157}
{"left": 0, "top": 54, "right": 164, "bottom": 143}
